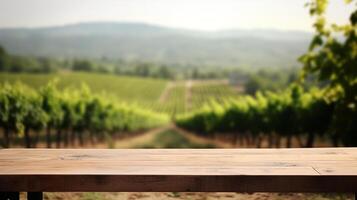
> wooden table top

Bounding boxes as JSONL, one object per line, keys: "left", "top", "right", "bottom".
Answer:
{"left": 0, "top": 148, "right": 357, "bottom": 192}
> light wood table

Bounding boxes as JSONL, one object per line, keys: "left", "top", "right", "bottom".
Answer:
{"left": 0, "top": 148, "right": 356, "bottom": 199}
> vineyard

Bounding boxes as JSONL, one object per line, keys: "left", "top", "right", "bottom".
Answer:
{"left": 153, "top": 80, "right": 241, "bottom": 115}
{"left": 0, "top": 82, "right": 168, "bottom": 148}
{"left": 0, "top": 73, "right": 241, "bottom": 115}
{"left": 190, "top": 81, "right": 239, "bottom": 109}
{"left": 1, "top": 68, "right": 355, "bottom": 149}
{"left": 0, "top": 72, "right": 246, "bottom": 147}
{"left": 1, "top": 71, "right": 355, "bottom": 148}
{"left": 154, "top": 2, "right": 357, "bottom": 149}
{"left": 156, "top": 82, "right": 186, "bottom": 115}
{"left": 176, "top": 85, "right": 356, "bottom": 147}
{"left": 0, "top": 72, "right": 167, "bottom": 104}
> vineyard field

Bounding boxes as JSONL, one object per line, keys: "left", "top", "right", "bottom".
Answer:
{"left": 0, "top": 73, "right": 241, "bottom": 115}
{"left": 156, "top": 80, "right": 241, "bottom": 115}
{"left": 155, "top": 82, "right": 186, "bottom": 115}
{"left": 190, "top": 81, "right": 239, "bottom": 110}
{"left": 0, "top": 72, "right": 168, "bottom": 108}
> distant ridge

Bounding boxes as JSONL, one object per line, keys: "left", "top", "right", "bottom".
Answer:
{"left": 0, "top": 22, "right": 312, "bottom": 68}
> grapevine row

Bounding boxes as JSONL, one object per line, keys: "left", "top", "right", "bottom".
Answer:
{"left": 0, "top": 82, "right": 168, "bottom": 148}
{"left": 176, "top": 85, "right": 356, "bottom": 147}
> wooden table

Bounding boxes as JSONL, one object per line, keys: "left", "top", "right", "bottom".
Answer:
{"left": 0, "top": 148, "right": 357, "bottom": 200}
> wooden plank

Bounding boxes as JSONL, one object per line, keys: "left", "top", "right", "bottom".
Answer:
{"left": 315, "top": 167, "right": 357, "bottom": 175}
{"left": 1, "top": 148, "right": 355, "bottom": 156}
{"left": 0, "top": 148, "right": 356, "bottom": 192}
{"left": 0, "top": 165, "right": 318, "bottom": 175}
{"left": 0, "top": 149, "right": 355, "bottom": 162}
{"left": 1, "top": 175, "right": 357, "bottom": 192}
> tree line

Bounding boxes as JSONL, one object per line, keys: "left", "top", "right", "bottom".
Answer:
{"left": 0, "top": 46, "right": 61, "bottom": 73}
{"left": 1, "top": 44, "right": 300, "bottom": 83}
{"left": 0, "top": 82, "right": 168, "bottom": 148}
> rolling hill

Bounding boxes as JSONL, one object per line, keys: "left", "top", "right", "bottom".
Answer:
{"left": 0, "top": 22, "right": 312, "bottom": 68}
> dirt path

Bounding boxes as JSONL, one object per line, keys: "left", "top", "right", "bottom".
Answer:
{"left": 173, "top": 125, "right": 234, "bottom": 148}
{"left": 115, "top": 123, "right": 233, "bottom": 149}
{"left": 114, "top": 125, "right": 170, "bottom": 148}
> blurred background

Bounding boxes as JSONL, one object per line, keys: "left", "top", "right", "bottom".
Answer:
{"left": 0, "top": 0, "right": 356, "bottom": 199}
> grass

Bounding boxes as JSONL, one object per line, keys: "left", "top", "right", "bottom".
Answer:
{"left": 0, "top": 72, "right": 167, "bottom": 102}
{"left": 0, "top": 72, "right": 168, "bottom": 111}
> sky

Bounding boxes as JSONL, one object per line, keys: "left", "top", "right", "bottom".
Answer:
{"left": 0, "top": 0, "right": 354, "bottom": 31}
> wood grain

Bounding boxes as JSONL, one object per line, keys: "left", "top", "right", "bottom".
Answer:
{"left": 0, "top": 148, "right": 356, "bottom": 192}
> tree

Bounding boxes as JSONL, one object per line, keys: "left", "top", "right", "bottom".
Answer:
{"left": 72, "top": 60, "right": 95, "bottom": 72}
{"left": 192, "top": 68, "right": 199, "bottom": 79}
{"left": 38, "top": 58, "right": 58, "bottom": 73}
{"left": 158, "top": 65, "right": 173, "bottom": 79}
{"left": 0, "top": 45, "right": 10, "bottom": 71}
{"left": 244, "top": 76, "right": 262, "bottom": 95}
{"left": 135, "top": 63, "right": 151, "bottom": 77}
{"left": 300, "top": 0, "right": 357, "bottom": 146}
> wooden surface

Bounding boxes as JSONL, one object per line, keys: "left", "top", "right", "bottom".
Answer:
{"left": 0, "top": 148, "right": 356, "bottom": 192}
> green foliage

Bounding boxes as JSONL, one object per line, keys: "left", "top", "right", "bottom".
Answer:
{"left": 191, "top": 83, "right": 239, "bottom": 109}
{"left": 176, "top": 86, "right": 336, "bottom": 147}
{"left": 0, "top": 45, "right": 10, "bottom": 71}
{"left": 40, "top": 81, "right": 64, "bottom": 129}
{"left": 0, "top": 72, "right": 168, "bottom": 112}
{"left": 0, "top": 45, "right": 63, "bottom": 73}
{"left": 0, "top": 83, "right": 30, "bottom": 134}
{"left": 72, "top": 60, "right": 96, "bottom": 72}
{"left": 156, "top": 83, "right": 186, "bottom": 115}
{"left": 0, "top": 82, "right": 168, "bottom": 148}
{"left": 244, "top": 69, "right": 298, "bottom": 95}
{"left": 0, "top": 73, "right": 243, "bottom": 115}
{"left": 300, "top": 0, "right": 357, "bottom": 146}
{"left": 177, "top": 0, "right": 357, "bottom": 147}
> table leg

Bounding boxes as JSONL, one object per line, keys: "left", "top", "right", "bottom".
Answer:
{"left": 0, "top": 192, "right": 19, "bottom": 200}
{"left": 27, "top": 192, "right": 43, "bottom": 200}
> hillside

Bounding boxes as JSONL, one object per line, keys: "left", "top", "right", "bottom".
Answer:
{"left": 0, "top": 22, "right": 311, "bottom": 68}
{"left": 0, "top": 72, "right": 167, "bottom": 104}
